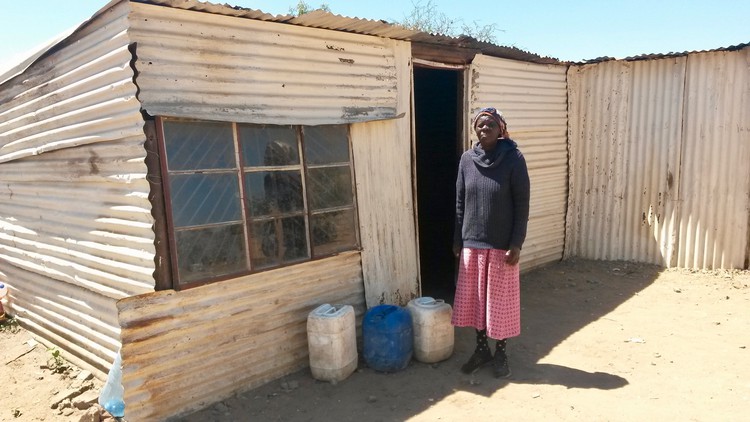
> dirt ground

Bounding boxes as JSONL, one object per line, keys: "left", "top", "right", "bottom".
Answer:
{"left": 2, "top": 259, "right": 749, "bottom": 422}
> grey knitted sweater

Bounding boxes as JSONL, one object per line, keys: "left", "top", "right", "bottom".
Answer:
{"left": 453, "top": 139, "right": 530, "bottom": 251}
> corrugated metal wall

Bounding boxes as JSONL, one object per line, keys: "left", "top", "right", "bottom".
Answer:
{"left": 469, "top": 54, "right": 569, "bottom": 270}
{"left": 566, "top": 58, "right": 686, "bottom": 265}
{"left": 118, "top": 251, "right": 365, "bottom": 421}
{"left": 128, "top": 2, "right": 407, "bottom": 125}
{"left": 676, "top": 49, "right": 750, "bottom": 268}
{"left": 567, "top": 48, "right": 750, "bottom": 269}
{"left": 0, "top": 1, "right": 152, "bottom": 373}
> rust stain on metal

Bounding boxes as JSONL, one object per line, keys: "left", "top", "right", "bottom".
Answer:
{"left": 338, "top": 57, "right": 355, "bottom": 64}
{"left": 326, "top": 43, "right": 345, "bottom": 51}
{"left": 342, "top": 106, "right": 375, "bottom": 118}
{"left": 88, "top": 150, "right": 100, "bottom": 175}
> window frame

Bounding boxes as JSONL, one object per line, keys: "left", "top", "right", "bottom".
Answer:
{"left": 155, "top": 116, "right": 360, "bottom": 290}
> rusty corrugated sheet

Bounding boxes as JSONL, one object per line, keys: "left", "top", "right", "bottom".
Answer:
{"left": 118, "top": 252, "right": 365, "bottom": 421}
{"left": 469, "top": 54, "right": 569, "bottom": 270}
{"left": 566, "top": 48, "right": 749, "bottom": 269}
{"left": 137, "top": 0, "right": 556, "bottom": 64}
{"left": 128, "top": 2, "right": 407, "bottom": 125}
{"left": 0, "top": 1, "right": 152, "bottom": 374}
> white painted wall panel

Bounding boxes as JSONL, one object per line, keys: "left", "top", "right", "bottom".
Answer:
{"left": 129, "top": 2, "right": 407, "bottom": 125}
{"left": 0, "top": 1, "right": 152, "bottom": 374}
{"left": 351, "top": 119, "right": 420, "bottom": 306}
{"left": 351, "top": 41, "right": 419, "bottom": 306}
{"left": 469, "top": 55, "right": 569, "bottom": 270}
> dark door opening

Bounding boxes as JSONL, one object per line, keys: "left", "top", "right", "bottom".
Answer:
{"left": 414, "top": 66, "right": 463, "bottom": 302}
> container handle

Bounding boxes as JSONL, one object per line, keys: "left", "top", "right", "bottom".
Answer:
{"left": 323, "top": 306, "right": 338, "bottom": 315}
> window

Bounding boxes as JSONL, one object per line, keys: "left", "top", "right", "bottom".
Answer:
{"left": 158, "top": 118, "right": 359, "bottom": 287}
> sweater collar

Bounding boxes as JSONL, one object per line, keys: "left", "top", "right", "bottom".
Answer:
{"left": 470, "top": 138, "right": 517, "bottom": 168}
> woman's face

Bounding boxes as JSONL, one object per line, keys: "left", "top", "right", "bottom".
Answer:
{"left": 474, "top": 115, "right": 502, "bottom": 150}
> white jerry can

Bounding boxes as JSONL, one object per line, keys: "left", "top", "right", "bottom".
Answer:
{"left": 307, "top": 304, "right": 358, "bottom": 382}
{"left": 407, "top": 297, "right": 454, "bottom": 363}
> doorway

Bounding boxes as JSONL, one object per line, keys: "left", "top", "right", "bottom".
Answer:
{"left": 413, "top": 66, "right": 464, "bottom": 302}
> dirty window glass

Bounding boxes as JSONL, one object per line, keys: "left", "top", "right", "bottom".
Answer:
{"left": 175, "top": 224, "right": 247, "bottom": 284}
{"left": 303, "top": 125, "right": 350, "bottom": 164}
{"left": 163, "top": 121, "right": 236, "bottom": 170}
{"left": 240, "top": 125, "right": 299, "bottom": 167}
{"left": 307, "top": 167, "right": 353, "bottom": 210}
{"left": 169, "top": 173, "right": 242, "bottom": 227}
{"left": 161, "top": 119, "right": 358, "bottom": 288}
{"left": 244, "top": 171, "right": 304, "bottom": 216}
{"left": 311, "top": 209, "right": 357, "bottom": 256}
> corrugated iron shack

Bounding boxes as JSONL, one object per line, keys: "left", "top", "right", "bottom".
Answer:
{"left": 0, "top": 0, "right": 747, "bottom": 420}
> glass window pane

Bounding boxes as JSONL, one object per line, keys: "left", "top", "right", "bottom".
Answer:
{"left": 250, "top": 220, "right": 279, "bottom": 270}
{"left": 304, "top": 125, "right": 349, "bottom": 165}
{"left": 311, "top": 210, "right": 357, "bottom": 256}
{"left": 175, "top": 224, "right": 247, "bottom": 284}
{"left": 239, "top": 125, "right": 299, "bottom": 167}
{"left": 250, "top": 217, "right": 309, "bottom": 269}
{"left": 307, "top": 166, "right": 353, "bottom": 210}
{"left": 163, "top": 120, "right": 236, "bottom": 170}
{"left": 245, "top": 170, "right": 303, "bottom": 217}
{"left": 169, "top": 173, "right": 241, "bottom": 227}
{"left": 281, "top": 216, "right": 309, "bottom": 262}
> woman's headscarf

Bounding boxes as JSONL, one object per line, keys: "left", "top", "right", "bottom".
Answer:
{"left": 472, "top": 107, "right": 509, "bottom": 139}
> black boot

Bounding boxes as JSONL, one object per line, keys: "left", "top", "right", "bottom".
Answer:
{"left": 461, "top": 329, "right": 493, "bottom": 374}
{"left": 493, "top": 339, "right": 511, "bottom": 378}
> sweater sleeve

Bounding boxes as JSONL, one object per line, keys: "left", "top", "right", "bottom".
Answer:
{"left": 453, "top": 156, "right": 466, "bottom": 252}
{"left": 509, "top": 153, "right": 530, "bottom": 249}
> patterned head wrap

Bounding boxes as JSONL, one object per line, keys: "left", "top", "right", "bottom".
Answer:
{"left": 473, "top": 107, "right": 509, "bottom": 138}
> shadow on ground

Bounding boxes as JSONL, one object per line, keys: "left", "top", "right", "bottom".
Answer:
{"left": 178, "top": 259, "right": 662, "bottom": 422}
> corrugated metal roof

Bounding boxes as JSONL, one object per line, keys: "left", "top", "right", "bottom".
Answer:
{"left": 137, "top": 0, "right": 558, "bottom": 63}
{"left": 580, "top": 42, "right": 750, "bottom": 64}
{"left": 0, "top": 0, "right": 560, "bottom": 86}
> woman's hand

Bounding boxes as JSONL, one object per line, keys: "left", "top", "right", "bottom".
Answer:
{"left": 453, "top": 243, "right": 462, "bottom": 258}
{"left": 505, "top": 247, "right": 521, "bottom": 265}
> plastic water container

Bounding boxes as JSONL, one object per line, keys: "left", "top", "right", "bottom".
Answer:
{"left": 307, "top": 304, "right": 357, "bottom": 382}
{"left": 363, "top": 304, "right": 413, "bottom": 372}
{"left": 407, "top": 297, "right": 454, "bottom": 363}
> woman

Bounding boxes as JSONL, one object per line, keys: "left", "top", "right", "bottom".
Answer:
{"left": 452, "top": 107, "right": 530, "bottom": 378}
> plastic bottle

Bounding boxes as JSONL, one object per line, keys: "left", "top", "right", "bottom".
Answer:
{"left": 0, "top": 282, "right": 8, "bottom": 320}
{"left": 98, "top": 351, "right": 125, "bottom": 418}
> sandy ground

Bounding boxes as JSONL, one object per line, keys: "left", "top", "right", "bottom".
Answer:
{"left": 2, "top": 259, "right": 749, "bottom": 421}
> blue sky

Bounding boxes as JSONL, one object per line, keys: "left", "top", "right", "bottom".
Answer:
{"left": 1, "top": 0, "right": 748, "bottom": 69}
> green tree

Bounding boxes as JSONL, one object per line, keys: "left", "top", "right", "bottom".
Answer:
{"left": 399, "top": 0, "right": 499, "bottom": 43}
{"left": 289, "top": 0, "right": 331, "bottom": 16}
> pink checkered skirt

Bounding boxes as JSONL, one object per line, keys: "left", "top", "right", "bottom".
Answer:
{"left": 451, "top": 248, "right": 521, "bottom": 340}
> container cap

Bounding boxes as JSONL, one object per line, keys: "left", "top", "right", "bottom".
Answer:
{"left": 309, "top": 303, "right": 353, "bottom": 319}
{"left": 410, "top": 297, "right": 447, "bottom": 308}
